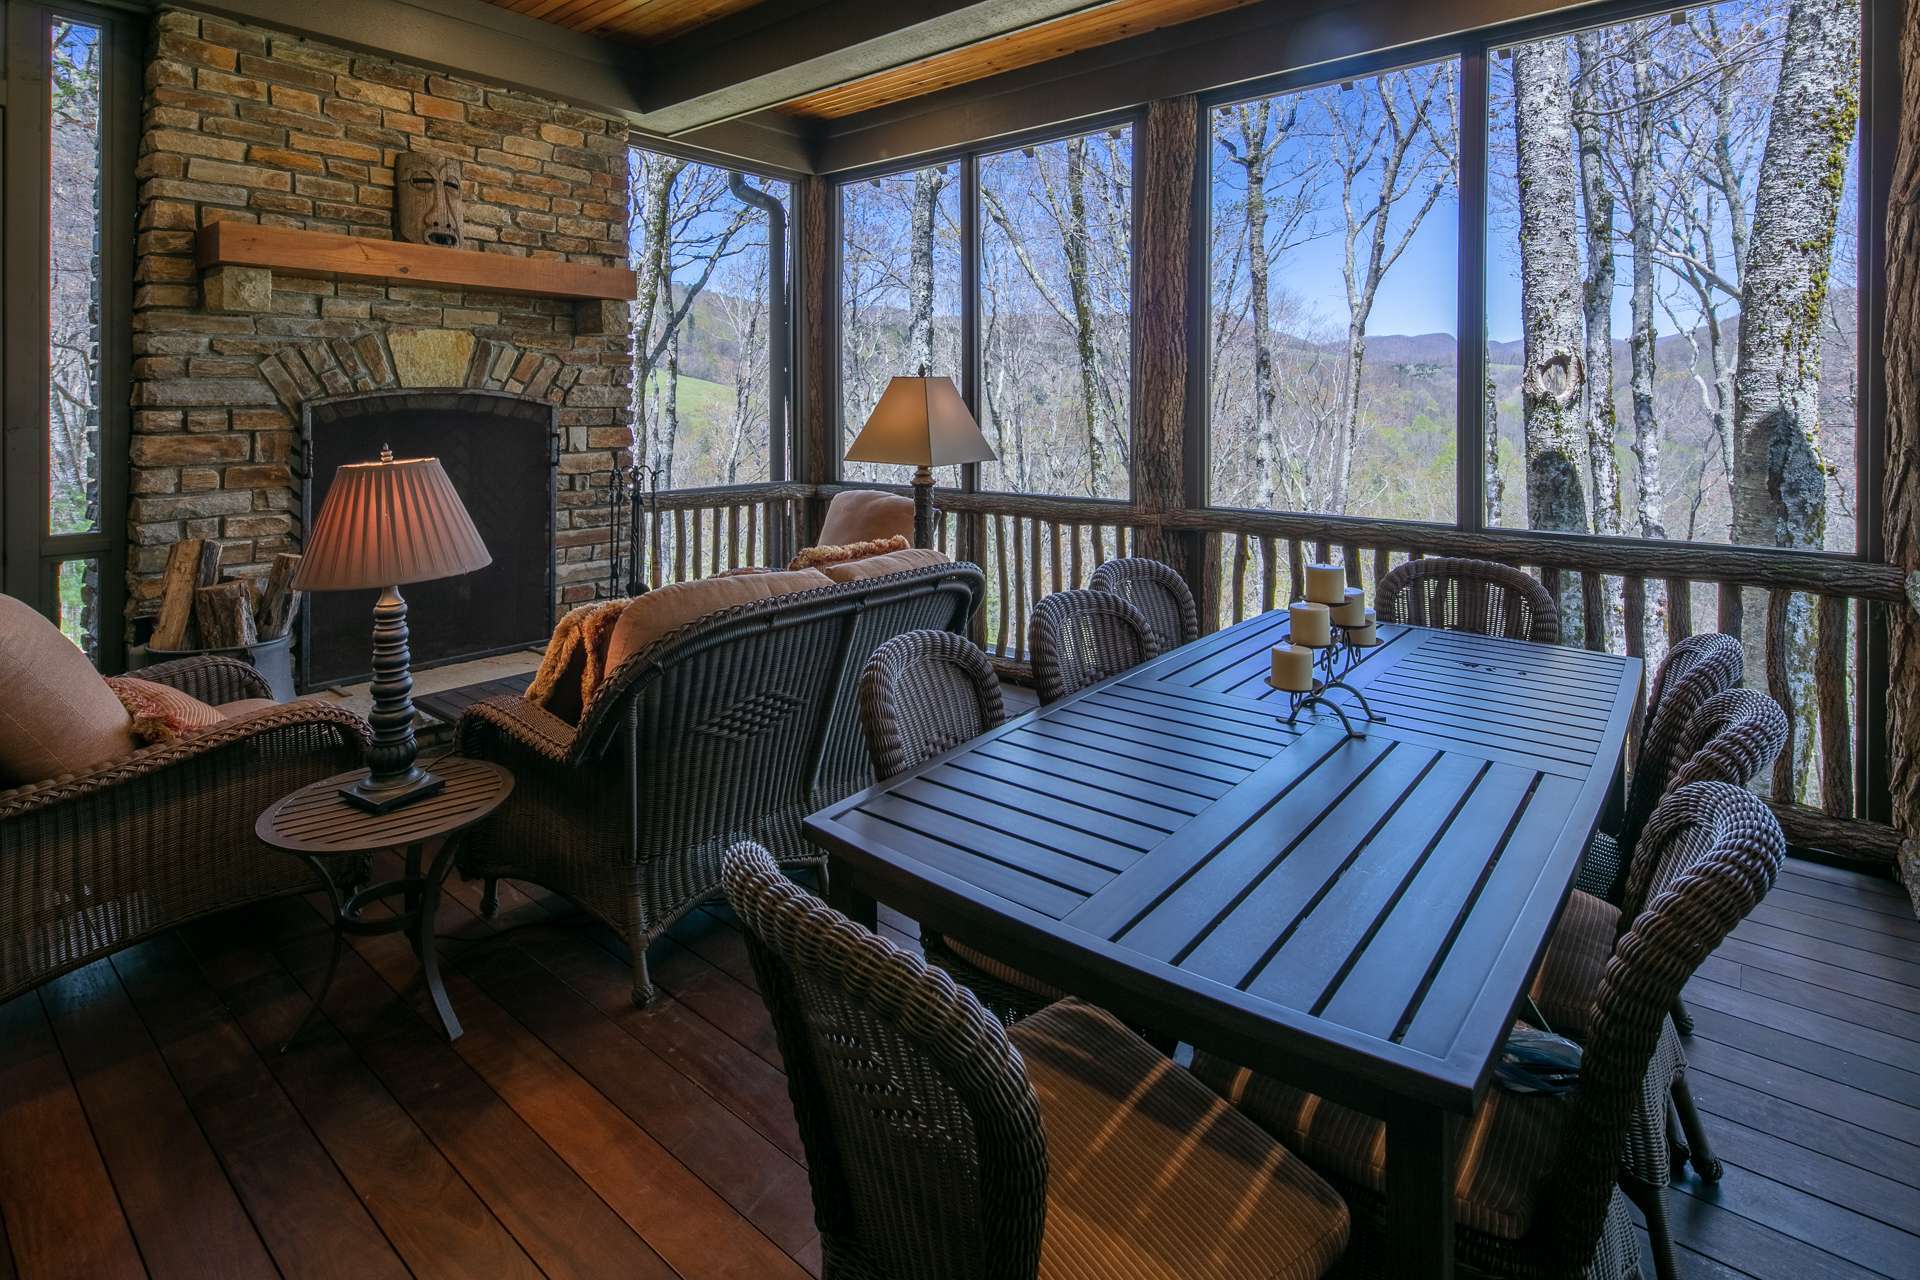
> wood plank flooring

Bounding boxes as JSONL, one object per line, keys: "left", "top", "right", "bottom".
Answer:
{"left": 1, "top": 836, "right": 1913, "bottom": 1277}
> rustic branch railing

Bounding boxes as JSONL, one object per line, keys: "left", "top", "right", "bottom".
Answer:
{"left": 626, "top": 483, "right": 809, "bottom": 590}
{"left": 659, "top": 481, "right": 1901, "bottom": 865}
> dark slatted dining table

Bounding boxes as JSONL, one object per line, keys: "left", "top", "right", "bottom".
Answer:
{"left": 804, "top": 609, "right": 1641, "bottom": 1278}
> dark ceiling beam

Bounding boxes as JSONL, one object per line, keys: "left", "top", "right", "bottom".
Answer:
{"left": 809, "top": 0, "right": 1600, "bottom": 172}
{"left": 633, "top": 0, "right": 1113, "bottom": 135}
{"left": 187, "top": 0, "right": 813, "bottom": 172}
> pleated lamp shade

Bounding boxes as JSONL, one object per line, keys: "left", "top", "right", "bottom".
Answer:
{"left": 295, "top": 449, "right": 491, "bottom": 591}
{"left": 845, "top": 376, "right": 996, "bottom": 468}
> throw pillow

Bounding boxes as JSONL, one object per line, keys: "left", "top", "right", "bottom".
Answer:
{"left": 0, "top": 592, "right": 135, "bottom": 785}
{"left": 817, "top": 490, "right": 915, "bottom": 545}
{"left": 107, "top": 676, "right": 228, "bottom": 745}
{"left": 786, "top": 534, "right": 910, "bottom": 572}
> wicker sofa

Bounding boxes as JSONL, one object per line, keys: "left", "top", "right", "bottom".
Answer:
{"left": 0, "top": 654, "right": 372, "bottom": 1002}
{"left": 454, "top": 558, "right": 985, "bottom": 1003}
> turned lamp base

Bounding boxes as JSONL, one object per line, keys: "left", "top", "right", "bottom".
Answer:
{"left": 911, "top": 465, "right": 936, "bottom": 550}
{"left": 342, "top": 583, "right": 439, "bottom": 814}
{"left": 339, "top": 766, "right": 445, "bottom": 815}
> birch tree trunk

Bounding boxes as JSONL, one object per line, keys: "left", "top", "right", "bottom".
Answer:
{"left": 1513, "top": 40, "right": 1592, "bottom": 556}
{"left": 1628, "top": 29, "right": 1667, "bottom": 543}
{"left": 1731, "top": 0, "right": 1859, "bottom": 798}
{"left": 1731, "top": 0, "right": 1857, "bottom": 552}
{"left": 1485, "top": 370, "right": 1505, "bottom": 525}
{"left": 907, "top": 167, "right": 945, "bottom": 377}
{"left": 1233, "top": 104, "right": 1282, "bottom": 509}
{"left": 1885, "top": 0, "right": 1920, "bottom": 901}
{"left": 1062, "top": 136, "right": 1110, "bottom": 494}
{"left": 1573, "top": 32, "right": 1624, "bottom": 647}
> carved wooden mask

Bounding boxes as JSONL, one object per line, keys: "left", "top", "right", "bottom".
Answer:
{"left": 395, "top": 153, "right": 464, "bottom": 249}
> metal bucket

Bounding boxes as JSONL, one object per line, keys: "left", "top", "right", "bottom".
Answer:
{"left": 128, "top": 632, "right": 296, "bottom": 702}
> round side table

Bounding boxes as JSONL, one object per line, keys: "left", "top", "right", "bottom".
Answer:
{"left": 256, "top": 756, "right": 513, "bottom": 1051}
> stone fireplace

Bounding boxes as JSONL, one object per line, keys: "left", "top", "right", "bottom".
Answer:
{"left": 302, "top": 390, "right": 557, "bottom": 687}
{"left": 127, "top": 7, "right": 633, "bottom": 685}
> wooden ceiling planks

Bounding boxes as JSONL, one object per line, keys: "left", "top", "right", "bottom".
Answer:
{"left": 477, "top": 0, "right": 763, "bottom": 43}
{"left": 777, "top": 0, "right": 1260, "bottom": 119}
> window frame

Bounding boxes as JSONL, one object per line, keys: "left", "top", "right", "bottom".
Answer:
{"left": 1, "top": 0, "right": 139, "bottom": 671}
{"left": 622, "top": 132, "right": 803, "bottom": 494}
{"left": 1190, "top": 0, "right": 1889, "bottom": 575}
{"left": 830, "top": 108, "right": 1146, "bottom": 502}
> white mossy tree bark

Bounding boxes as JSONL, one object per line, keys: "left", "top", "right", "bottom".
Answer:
{"left": 1731, "top": 0, "right": 1860, "bottom": 798}
{"left": 1513, "top": 37, "right": 1592, "bottom": 639}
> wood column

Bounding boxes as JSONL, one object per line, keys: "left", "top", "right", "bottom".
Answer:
{"left": 1887, "top": 0, "right": 1920, "bottom": 906}
{"left": 1129, "top": 96, "right": 1198, "bottom": 573}
{"left": 796, "top": 174, "right": 837, "bottom": 545}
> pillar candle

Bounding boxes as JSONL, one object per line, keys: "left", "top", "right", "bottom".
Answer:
{"left": 1270, "top": 643, "right": 1314, "bottom": 691}
{"left": 1288, "top": 600, "right": 1331, "bottom": 647}
{"left": 1349, "top": 609, "right": 1379, "bottom": 647}
{"left": 1330, "top": 587, "right": 1367, "bottom": 627}
{"left": 1304, "top": 563, "right": 1347, "bottom": 606}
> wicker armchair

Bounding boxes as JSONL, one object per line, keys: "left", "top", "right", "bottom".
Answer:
{"left": 720, "top": 840, "right": 1351, "bottom": 1280}
{"left": 455, "top": 562, "right": 983, "bottom": 1005}
{"left": 858, "top": 630, "right": 1060, "bottom": 1022}
{"left": 1089, "top": 556, "right": 1199, "bottom": 652}
{"left": 1195, "top": 782, "right": 1785, "bottom": 1280}
{"left": 1028, "top": 589, "right": 1160, "bottom": 705}
{"left": 1373, "top": 556, "right": 1560, "bottom": 644}
{"left": 0, "top": 654, "right": 371, "bottom": 1002}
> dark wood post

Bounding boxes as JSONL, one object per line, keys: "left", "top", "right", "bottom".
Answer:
{"left": 796, "top": 174, "right": 837, "bottom": 547}
{"left": 1130, "top": 96, "right": 1199, "bottom": 589}
{"left": 1884, "top": 0, "right": 1920, "bottom": 904}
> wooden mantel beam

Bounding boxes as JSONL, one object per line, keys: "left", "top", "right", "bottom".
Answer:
{"left": 196, "top": 222, "right": 637, "bottom": 302}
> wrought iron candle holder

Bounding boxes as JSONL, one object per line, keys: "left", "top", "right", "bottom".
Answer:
{"left": 1269, "top": 624, "right": 1383, "bottom": 740}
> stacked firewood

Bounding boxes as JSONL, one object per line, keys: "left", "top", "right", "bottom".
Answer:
{"left": 149, "top": 541, "right": 302, "bottom": 651}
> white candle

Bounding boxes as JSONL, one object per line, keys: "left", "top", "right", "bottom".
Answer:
{"left": 1270, "top": 643, "right": 1314, "bottom": 691}
{"left": 1350, "top": 609, "right": 1379, "bottom": 647}
{"left": 1330, "top": 587, "right": 1367, "bottom": 627}
{"left": 1304, "top": 563, "right": 1347, "bottom": 606}
{"left": 1288, "top": 600, "right": 1331, "bottom": 647}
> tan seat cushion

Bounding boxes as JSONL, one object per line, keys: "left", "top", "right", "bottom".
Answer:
{"left": 216, "top": 697, "right": 284, "bottom": 719}
{"left": 0, "top": 593, "right": 134, "bottom": 785}
{"left": 1191, "top": 1039, "right": 1567, "bottom": 1242}
{"left": 817, "top": 489, "right": 916, "bottom": 545}
{"left": 1012, "top": 1000, "right": 1350, "bottom": 1280}
{"left": 1528, "top": 889, "right": 1619, "bottom": 1040}
{"left": 819, "top": 547, "right": 949, "bottom": 584}
{"left": 603, "top": 569, "right": 833, "bottom": 675}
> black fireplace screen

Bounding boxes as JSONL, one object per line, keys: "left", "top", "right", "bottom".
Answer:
{"left": 301, "top": 390, "right": 557, "bottom": 689}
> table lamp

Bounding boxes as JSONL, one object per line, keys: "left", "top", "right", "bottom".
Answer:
{"left": 844, "top": 375, "right": 996, "bottom": 548}
{"left": 294, "top": 445, "right": 492, "bottom": 813}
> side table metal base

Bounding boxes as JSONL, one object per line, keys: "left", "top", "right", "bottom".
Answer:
{"left": 279, "top": 836, "right": 465, "bottom": 1052}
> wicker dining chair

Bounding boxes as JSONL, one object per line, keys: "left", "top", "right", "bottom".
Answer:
{"left": 1373, "top": 556, "right": 1561, "bottom": 644}
{"left": 1527, "top": 688, "right": 1786, "bottom": 1278}
{"left": 1576, "top": 634, "right": 1745, "bottom": 907}
{"left": 858, "top": 631, "right": 1061, "bottom": 1023}
{"left": 1028, "top": 589, "right": 1160, "bottom": 705}
{"left": 720, "top": 840, "right": 1352, "bottom": 1280}
{"left": 1089, "top": 556, "right": 1200, "bottom": 653}
{"left": 1194, "top": 782, "right": 1785, "bottom": 1280}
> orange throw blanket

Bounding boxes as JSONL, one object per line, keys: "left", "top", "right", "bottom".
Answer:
{"left": 523, "top": 597, "right": 629, "bottom": 725}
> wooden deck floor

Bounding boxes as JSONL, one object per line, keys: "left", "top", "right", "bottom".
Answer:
{"left": 1, "top": 849, "right": 1913, "bottom": 1279}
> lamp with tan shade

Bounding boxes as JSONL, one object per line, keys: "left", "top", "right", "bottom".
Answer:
{"left": 295, "top": 446, "right": 491, "bottom": 813}
{"left": 844, "top": 375, "right": 996, "bottom": 548}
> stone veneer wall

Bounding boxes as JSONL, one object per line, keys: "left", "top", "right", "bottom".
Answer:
{"left": 128, "top": 7, "right": 632, "bottom": 624}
